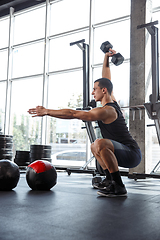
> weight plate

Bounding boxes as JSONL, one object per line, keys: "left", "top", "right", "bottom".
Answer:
{"left": 0, "top": 148, "right": 13, "bottom": 153}
{"left": 41, "top": 158, "right": 52, "bottom": 162}
{"left": 0, "top": 153, "right": 13, "bottom": 157}
{"left": 0, "top": 150, "right": 13, "bottom": 155}
{"left": 15, "top": 152, "right": 30, "bottom": 158}
{"left": 30, "top": 145, "right": 51, "bottom": 150}
{"left": 14, "top": 156, "right": 30, "bottom": 161}
{"left": 0, "top": 156, "right": 13, "bottom": 160}
{"left": 0, "top": 147, "right": 13, "bottom": 150}
{"left": 0, "top": 135, "right": 13, "bottom": 138}
{"left": 30, "top": 158, "right": 38, "bottom": 163}
{"left": 0, "top": 142, "right": 13, "bottom": 147}
{"left": 0, "top": 139, "right": 13, "bottom": 144}
{"left": 30, "top": 157, "right": 51, "bottom": 163}
{"left": 14, "top": 158, "right": 30, "bottom": 163}
{"left": 14, "top": 160, "right": 30, "bottom": 166}
{"left": 16, "top": 150, "right": 30, "bottom": 155}
{"left": 30, "top": 153, "right": 51, "bottom": 159}
{"left": 30, "top": 149, "right": 51, "bottom": 154}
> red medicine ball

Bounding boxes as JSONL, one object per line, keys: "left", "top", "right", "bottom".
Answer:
{"left": 26, "top": 160, "right": 57, "bottom": 190}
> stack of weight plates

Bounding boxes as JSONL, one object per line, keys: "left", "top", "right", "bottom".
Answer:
{"left": 14, "top": 150, "right": 31, "bottom": 166}
{"left": 0, "top": 126, "right": 2, "bottom": 135}
{"left": 0, "top": 135, "right": 13, "bottom": 161}
{"left": 30, "top": 145, "right": 52, "bottom": 163}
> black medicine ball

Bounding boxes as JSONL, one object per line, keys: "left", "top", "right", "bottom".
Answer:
{"left": 0, "top": 159, "right": 20, "bottom": 190}
{"left": 26, "top": 160, "right": 57, "bottom": 190}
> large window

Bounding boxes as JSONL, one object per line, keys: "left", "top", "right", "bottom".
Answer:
{"left": 12, "top": 42, "right": 44, "bottom": 78}
{"left": 48, "top": 71, "right": 83, "bottom": 110}
{"left": 0, "top": 18, "right": 9, "bottom": 49}
{"left": 152, "top": 0, "right": 160, "bottom": 8}
{"left": 10, "top": 77, "right": 43, "bottom": 151}
{"left": 0, "top": 0, "right": 132, "bottom": 168}
{"left": 50, "top": 0, "right": 90, "bottom": 35}
{"left": 47, "top": 71, "right": 87, "bottom": 167}
{"left": 49, "top": 31, "right": 89, "bottom": 72}
{"left": 14, "top": 7, "right": 45, "bottom": 44}
{"left": 94, "top": 0, "right": 130, "bottom": 23}
{"left": 0, "top": 50, "right": 8, "bottom": 80}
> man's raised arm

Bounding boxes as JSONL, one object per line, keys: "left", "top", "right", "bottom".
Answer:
{"left": 102, "top": 49, "right": 116, "bottom": 101}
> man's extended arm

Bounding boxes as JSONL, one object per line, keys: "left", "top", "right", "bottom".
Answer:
{"left": 28, "top": 105, "right": 117, "bottom": 124}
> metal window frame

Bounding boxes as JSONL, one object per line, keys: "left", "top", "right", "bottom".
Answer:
{"left": 93, "top": 15, "right": 130, "bottom": 29}
{"left": 4, "top": 7, "right": 14, "bottom": 134}
{"left": 41, "top": 0, "right": 50, "bottom": 144}
{"left": 0, "top": 0, "right": 133, "bottom": 154}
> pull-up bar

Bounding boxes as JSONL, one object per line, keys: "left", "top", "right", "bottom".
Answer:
{"left": 137, "top": 21, "right": 160, "bottom": 120}
{"left": 67, "top": 39, "right": 99, "bottom": 176}
{"left": 70, "top": 39, "right": 90, "bottom": 110}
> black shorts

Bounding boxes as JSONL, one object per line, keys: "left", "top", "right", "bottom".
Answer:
{"left": 110, "top": 140, "right": 142, "bottom": 168}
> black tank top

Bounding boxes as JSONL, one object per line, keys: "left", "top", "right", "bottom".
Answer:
{"left": 97, "top": 101, "right": 139, "bottom": 149}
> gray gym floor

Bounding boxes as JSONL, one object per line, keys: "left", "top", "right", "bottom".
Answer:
{"left": 0, "top": 171, "right": 160, "bottom": 240}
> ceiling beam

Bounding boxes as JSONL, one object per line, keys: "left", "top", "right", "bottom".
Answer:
{"left": 0, "top": 0, "right": 45, "bottom": 18}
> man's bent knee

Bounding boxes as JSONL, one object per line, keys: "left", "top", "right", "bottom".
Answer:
{"left": 91, "top": 138, "right": 114, "bottom": 155}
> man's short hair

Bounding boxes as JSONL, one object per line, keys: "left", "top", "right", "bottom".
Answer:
{"left": 94, "top": 78, "right": 113, "bottom": 95}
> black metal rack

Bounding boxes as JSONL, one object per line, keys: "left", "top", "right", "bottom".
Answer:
{"left": 130, "top": 20, "right": 160, "bottom": 179}
{"left": 66, "top": 39, "right": 101, "bottom": 176}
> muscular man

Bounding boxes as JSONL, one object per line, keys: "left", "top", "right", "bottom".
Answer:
{"left": 28, "top": 49, "right": 141, "bottom": 197}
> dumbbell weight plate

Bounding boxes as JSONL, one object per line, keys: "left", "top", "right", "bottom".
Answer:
{"left": 0, "top": 143, "right": 13, "bottom": 148}
{"left": 0, "top": 150, "right": 13, "bottom": 155}
{"left": 16, "top": 151, "right": 30, "bottom": 155}
{"left": 100, "top": 41, "right": 113, "bottom": 53}
{"left": 111, "top": 53, "right": 124, "bottom": 66}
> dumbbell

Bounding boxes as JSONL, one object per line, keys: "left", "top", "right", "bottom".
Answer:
{"left": 100, "top": 41, "right": 124, "bottom": 66}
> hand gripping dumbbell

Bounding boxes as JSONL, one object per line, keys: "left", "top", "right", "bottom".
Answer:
{"left": 100, "top": 41, "right": 124, "bottom": 66}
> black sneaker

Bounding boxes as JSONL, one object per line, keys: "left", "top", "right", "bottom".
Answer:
{"left": 93, "top": 178, "right": 112, "bottom": 190}
{"left": 97, "top": 181, "right": 127, "bottom": 197}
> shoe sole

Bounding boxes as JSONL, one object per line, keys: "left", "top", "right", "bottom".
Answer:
{"left": 93, "top": 185, "right": 106, "bottom": 190}
{"left": 97, "top": 191, "right": 127, "bottom": 197}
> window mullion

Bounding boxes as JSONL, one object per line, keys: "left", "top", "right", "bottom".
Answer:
{"left": 41, "top": 0, "right": 51, "bottom": 145}
{"left": 4, "top": 7, "right": 14, "bottom": 135}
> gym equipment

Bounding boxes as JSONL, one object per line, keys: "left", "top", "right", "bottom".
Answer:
{"left": 66, "top": 39, "right": 103, "bottom": 176}
{"left": 26, "top": 160, "right": 57, "bottom": 190}
{"left": 100, "top": 41, "right": 124, "bottom": 66}
{"left": 127, "top": 20, "right": 160, "bottom": 180}
{"left": 0, "top": 159, "right": 20, "bottom": 190}
{"left": 92, "top": 176, "right": 102, "bottom": 186}
{"left": 30, "top": 145, "right": 52, "bottom": 163}
{"left": 0, "top": 135, "right": 13, "bottom": 161}
{"left": 14, "top": 150, "right": 31, "bottom": 167}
